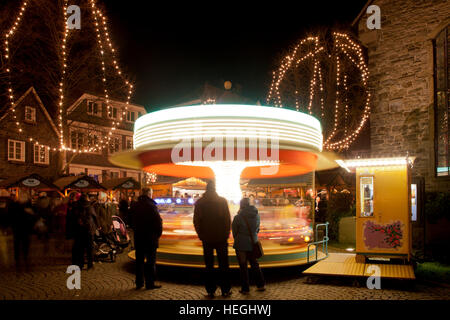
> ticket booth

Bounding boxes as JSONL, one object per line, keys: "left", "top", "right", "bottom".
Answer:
{"left": 337, "top": 157, "right": 415, "bottom": 262}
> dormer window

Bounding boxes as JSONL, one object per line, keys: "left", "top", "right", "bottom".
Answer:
{"left": 87, "top": 101, "right": 101, "bottom": 116}
{"left": 126, "top": 111, "right": 135, "bottom": 122}
{"left": 24, "top": 106, "right": 36, "bottom": 123}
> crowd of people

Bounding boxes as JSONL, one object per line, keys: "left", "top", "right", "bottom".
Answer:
{"left": 1, "top": 183, "right": 267, "bottom": 297}
{"left": 0, "top": 191, "right": 135, "bottom": 271}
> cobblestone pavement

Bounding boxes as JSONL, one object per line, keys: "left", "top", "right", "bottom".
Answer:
{"left": 0, "top": 236, "right": 449, "bottom": 300}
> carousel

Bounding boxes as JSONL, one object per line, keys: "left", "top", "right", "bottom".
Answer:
{"left": 110, "top": 104, "right": 338, "bottom": 267}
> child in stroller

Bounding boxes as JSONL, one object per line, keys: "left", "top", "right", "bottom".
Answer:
{"left": 93, "top": 215, "right": 130, "bottom": 262}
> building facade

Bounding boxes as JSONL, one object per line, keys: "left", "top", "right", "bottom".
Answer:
{"left": 354, "top": 0, "right": 450, "bottom": 193}
{"left": 65, "top": 93, "right": 146, "bottom": 183}
{"left": 0, "top": 87, "right": 60, "bottom": 181}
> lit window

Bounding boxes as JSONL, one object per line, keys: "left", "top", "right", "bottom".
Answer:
{"left": 434, "top": 26, "right": 449, "bottom": 176}
{"left": 70, "top": 131, "right": 85, "bottom": 150}
{"left": 34, "top": 145, "right": 49, "bottom": 165}
{"left": 24, "top": 106, "right": 36, "bottom": 122}
{"left": 109, "top": 136, "right": 121, "bottom": 154}
{"left": 125, "top": 136, "right": 133, "bottom": 150}
{"left": 8, "top": 139, "right": 25, "bottom": 162}
{"left": 360, "top": 176, "right": 373, "bottom": 217}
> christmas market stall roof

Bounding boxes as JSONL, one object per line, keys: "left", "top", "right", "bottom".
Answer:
{"left": 53, "top": 175, "right": 106, "bottom": 192}
{"left": 0, "top": 173, "right": 60, "bottom": 192}
{"left": 101, "top": 177, "right": 141, "bottom": 191}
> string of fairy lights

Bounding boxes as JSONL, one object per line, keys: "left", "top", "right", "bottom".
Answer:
{"left": 3, "top": 0, "right": 29, "bottom": 136}
{"left": 267, "top": 32, "right": 370, "bottom": 151}
{"left": 3, "top": 0, "right": 134, "bottom": 155}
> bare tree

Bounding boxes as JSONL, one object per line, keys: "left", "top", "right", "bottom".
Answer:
{"left": 267, "top": 27, "right": 370, "bottom": 152}
{"left": 0, "top": 0, "right": 134, "bottom": 177}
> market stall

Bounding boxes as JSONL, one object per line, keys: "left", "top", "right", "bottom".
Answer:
{"left": 0, "top": 173, "right": 63, "bottom": 200}
{"left": 53, "top": 175, "right": 106, "bottom": 198}
{"left": 101, "top": 177, "right": 141, "bottom": 201}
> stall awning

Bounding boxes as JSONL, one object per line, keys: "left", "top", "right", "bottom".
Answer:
{"left": 247, "top": 173, "right": 313, "bottom": 188}
{"left": 53, "top": 175, "right": 106, "bottom": 191}
{"left": 0, "top": 173, "right": 60, "bottom": 191}
{"left": 101, "top": 177, "right": 141, "bottom": 190}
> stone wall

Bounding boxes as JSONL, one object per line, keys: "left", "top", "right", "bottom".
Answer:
{"left": 357, "top": 0, "right": 450, "bottom": 192}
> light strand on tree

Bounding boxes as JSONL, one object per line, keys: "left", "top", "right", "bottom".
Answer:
{"left": 3, "top": 0, "right": 29, "bottom": 135}
{"left": 266, "top": 32, "right": 370, "bottom": 151}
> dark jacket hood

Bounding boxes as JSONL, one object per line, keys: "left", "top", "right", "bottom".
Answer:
{"left": 239, "top": 205, "right": 258, "bottom": 218}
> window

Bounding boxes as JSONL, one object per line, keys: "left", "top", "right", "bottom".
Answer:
{"left": 108, "top": 107, "right": 118, "bottom": 119}
{"left": 434, "top": 26, "right": 449, "bottom": 176}
{"left": 34, "top": 145, "right": 49, "bottom": 164}
{"left": 360, "top": 176, "right": 374, "bottom": 217}
{"left": 71, "top": 130, "right": 102, "bottom": 153}
{"left": 125, "top": 136, "right": 133, "bottom": 150}
{"left": 126, "top": 111, "right": 135, "bottom": 122}
{"left": 138, "top": 112, "right": 142, "bottom": 118}
{"left": 24, "top": 106, "right": 36, "bottom": 122}
{"left": 110, "top": 171, "right": 119, "bottom": 179}
{"left": 70, "top": 131, "right": 84, "bottom": 150}
{"left": 87, "top": 101, "right": 101, "bottom": 116}
{"left": 8, "top": 139, "right": 25, "bottom": 162}
{"left": 109, "top": 136, "right": 121, "bottom": 154}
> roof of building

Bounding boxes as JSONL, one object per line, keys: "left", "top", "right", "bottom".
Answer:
{"left": 0, "top": 87, "right": 59, "bottom": 136}
{"left": 53, "top": 175, "right": 106, "bottom": 190}
{"left": 66, "top": 92, "right": 146, "bottom": 114}
{"left": 0, "top": 173, "right": 59, "bottom": 190}
{"left": 101, "top": 177, "right": 141, "bottom": 190}
{"left": 351, "top": 0, "right": 374, "bottom": 27}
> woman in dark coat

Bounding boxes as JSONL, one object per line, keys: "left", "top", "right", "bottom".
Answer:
{"left": 232, "top": 198, "right": 265, "bottom": 294}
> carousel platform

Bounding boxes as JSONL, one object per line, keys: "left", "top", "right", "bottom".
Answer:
{"left": 128, "top": 240, "right": 326, "bottom": 268}
{"left": 303, "top": 253, "right": 415, "bottom": 280}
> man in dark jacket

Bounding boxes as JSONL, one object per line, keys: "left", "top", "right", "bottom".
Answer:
{"left": 193, "top": 181, "right": 232, "bottom": 298}
{"left": 71, "top": 194, "right": 98, "bottom": 270}
{"left": 129, "top": 188, "right": 162, "bottom": 289}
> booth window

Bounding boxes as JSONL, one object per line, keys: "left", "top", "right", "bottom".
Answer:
{"left": 360, "top": 176, "right": 374, "bottom": 217}
{"left": 434, "top": 25, "right": 449, "bottom": 177}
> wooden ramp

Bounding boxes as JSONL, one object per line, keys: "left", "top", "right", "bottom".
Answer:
{"left": 303, "top": 253, "right": 415, "bottom": 280}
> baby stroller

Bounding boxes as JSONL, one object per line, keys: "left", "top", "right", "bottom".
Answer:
{"left": 110, "top": 215, "right": 130, "bottom": 253}
{"left": 93, "top": 231, "right": 118, "bottom": 262}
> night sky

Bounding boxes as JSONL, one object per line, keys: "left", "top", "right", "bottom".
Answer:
{"left": 102, "top": 1, "right": 368, "bottom": 110}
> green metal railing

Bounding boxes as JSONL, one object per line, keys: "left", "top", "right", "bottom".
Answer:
{"left": 307, "top": 222, "right": 329, "bottom": 263}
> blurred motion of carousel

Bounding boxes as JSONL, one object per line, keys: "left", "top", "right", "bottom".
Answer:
{"left": 111, "top": 104, "right": 336, "bottom": 268}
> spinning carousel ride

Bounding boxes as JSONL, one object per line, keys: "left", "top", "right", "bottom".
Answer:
{"left": 110, "top": 104, "right": 338, "bottom": 267}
